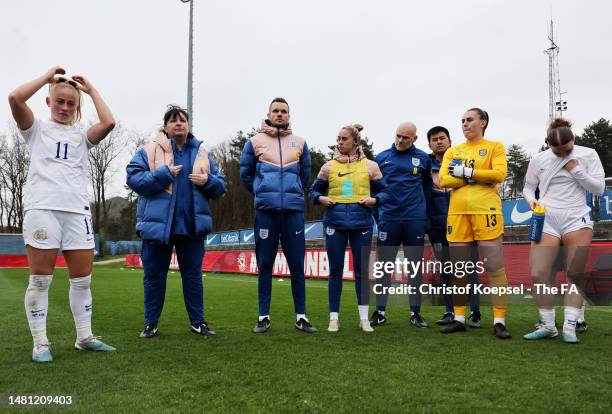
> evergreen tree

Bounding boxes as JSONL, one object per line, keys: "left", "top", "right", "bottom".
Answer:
{"left": 575, "top": 118, "right": 612, "bottom": 176}
{"left": 505, "top": 144, "right": 530, "bottom": 198}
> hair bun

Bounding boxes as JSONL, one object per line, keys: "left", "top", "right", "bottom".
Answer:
{"left": 549, "top": 117, "right": 572, "bottom": 130}
{"left": 352, "top": 123, "right": 364, "bottom": 132}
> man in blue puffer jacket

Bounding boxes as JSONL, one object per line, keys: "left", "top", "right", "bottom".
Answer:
{"left": 240, "top": 97, "right": 316, "bottom": 334}
{"left": 127, "top": 105, "right": 226, "bottom": 339}
{"left": 370, "top": 121, "right": 432, "bottom": 329}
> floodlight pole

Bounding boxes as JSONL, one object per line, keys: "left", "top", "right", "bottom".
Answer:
{"left": 181, "top": 0, "right": 194, "bottom": 125}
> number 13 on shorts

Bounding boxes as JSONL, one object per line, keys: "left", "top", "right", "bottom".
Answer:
{"left": 446, "top": 214, "right": 504, "bottom": 242}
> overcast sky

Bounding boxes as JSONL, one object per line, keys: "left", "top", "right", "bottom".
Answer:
{"left": 1, "top": 0, "right": 610, "bottom": 197}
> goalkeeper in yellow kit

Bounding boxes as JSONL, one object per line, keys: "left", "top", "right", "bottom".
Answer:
{"left": 439, "top": 108, "right": 511, "bottom": 339}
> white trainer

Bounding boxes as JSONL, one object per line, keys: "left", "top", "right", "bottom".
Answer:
{"left": 74, "top": 335, "right": 116, "bottom": 352}
{"left": 328, "top": 319, "right": 339, "bottom": 332}
{"left": 32, "top": 343, "right": 53, "bottom": 363}
{"left": 360, "top": 319, "right": 374, "bottom": 332}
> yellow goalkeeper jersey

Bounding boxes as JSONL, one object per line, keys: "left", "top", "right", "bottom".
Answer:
{"left": 440, "top": 138, "right": 506, "bottom": 215}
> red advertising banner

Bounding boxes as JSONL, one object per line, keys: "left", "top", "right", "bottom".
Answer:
{"left": 125, "top": 249, "right": 353, "bottom": 279}
{"left": 0, "top": 255, "right": 67, "bottom": 268}
{"left": 124, "top": 243, "right": 612, "bottom": 289}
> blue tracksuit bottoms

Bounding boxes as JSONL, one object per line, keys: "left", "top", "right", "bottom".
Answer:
{"left": 141, "top": 236, "right": 206, "bottom": 326}
{"left": 375, "top": 220, "right": 425, "bottom": 314}
{"left": 325, "top": 226, "right": 372, "bottom": 313}
{"left": 254, "top": 210, "right": 306, "bottom": 316}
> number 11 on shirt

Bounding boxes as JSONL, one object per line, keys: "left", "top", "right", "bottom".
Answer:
{"left": 55, "top": 142, "right": 68, "bottom": 159}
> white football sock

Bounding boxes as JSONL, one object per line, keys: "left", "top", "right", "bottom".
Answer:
{"left": 539, "top": 308, "right": 556, "bottom": 329}
{"left": 296, "top": 314, "right": 308, "bottom": 322}
{"left": 577, "top": 301, "right": 586, "bottom": 323}
{"left": 258, "top": 315, "right": 270, "bottom": 322}
{"left": 493, "top": 317, "right": 506, "bottom": 326}
{"left": 563, "top": 306, "right": 580, "bottom": 335}
{"left": 330, "top": 312, "right": 339, "bottom": 321}
{"left": 69, "top": 275, "right": 93, "bottom": 341}
{"left": 455, "top": 315, "right": 466, "bottom": 323}
{"left": 358, "top": 305, "right": 369, "bottom": 321}
{"left": 24, "top": 275, "right": 52, "bottom": 347}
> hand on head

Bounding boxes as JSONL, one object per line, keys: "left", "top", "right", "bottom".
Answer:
{"left": 46, "top": 66, "right": 93, "bottom": 94}
{"left": 71, "top": 76, "right": 94, "bottom": 94}
{"left": 45, "top": 66, "right": 66, "bottom": 83}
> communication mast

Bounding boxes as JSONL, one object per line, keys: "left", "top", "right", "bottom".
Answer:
{"left": 544, "top": 19, "right": 567, "bottom": 120}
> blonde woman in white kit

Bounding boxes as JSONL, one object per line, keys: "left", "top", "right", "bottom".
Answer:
{"left": 8, "top": 66, "right": 116, "bottom": 362}
{"left": 522, "top": 118, "right": 605, "bottom": 344}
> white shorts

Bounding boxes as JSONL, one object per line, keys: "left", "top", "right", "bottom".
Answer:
{"left": 23, "top": 209, "right": 95, "bottom": 251}
{"left": 542, "top": 207, "right": 593, "bottom": 239}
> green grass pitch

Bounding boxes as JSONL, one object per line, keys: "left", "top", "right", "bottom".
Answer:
{"left": 1, "top": 264, "right": 611, "bottom": 413}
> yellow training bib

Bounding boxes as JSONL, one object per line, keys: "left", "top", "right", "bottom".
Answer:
{"left": 327, "top": 158, "right": 371, "bottom": 203}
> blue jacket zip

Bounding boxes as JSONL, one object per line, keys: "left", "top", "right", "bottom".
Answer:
{"left": 277, "top": 128, "right": 284, "bottom": 211}
{"left": 164, "top": 172, "right": 179, "bottom": 243}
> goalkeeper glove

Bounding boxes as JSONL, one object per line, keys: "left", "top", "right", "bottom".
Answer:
{"left": 448, "top": 164, "right": 474, "bottom": 179}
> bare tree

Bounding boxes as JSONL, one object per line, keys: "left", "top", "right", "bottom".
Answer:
{"left": 123, "top": 130, "right": 148, "bottom": 240}
{"left": 208, "top": 130, "right": 255, "bottom": 231}
{"left": 124, "top": 130, "right": 148, "bottom": 199}
{"left": 88, "top": 121, "right": 124, "bottom": 254}
{"left": 0, "top": 125, "right": 30, "bottom": 232}
{"left": 0, "top": 134, "right": 7, "bottom": 230}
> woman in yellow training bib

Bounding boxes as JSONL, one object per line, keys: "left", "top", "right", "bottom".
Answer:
{"left": 439, "top": 108, "right": 511, "bottom": 339}
{"left": 310, "top": 124, "right": 387, "bottom": 332}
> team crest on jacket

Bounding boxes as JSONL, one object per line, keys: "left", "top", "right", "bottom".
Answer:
{"left": 378, "top": 231, "right": 387, "bottom": 241}
{"left": 259, "top": 228, "right": 269, "bottom": 239}
{"left": 326, "top": 227, "right": 335, "bottom": 236}
{"left": 479, "top": 149, "right": 487, "bottom": 156}
{"left": 289, "top": 140, "right": 298, "bottom": 149}
{"left": 412, "top": 157, "right": 420, "bottom": 167}
{"left": 447, "top": 226, "right": 452, "bottom": 235}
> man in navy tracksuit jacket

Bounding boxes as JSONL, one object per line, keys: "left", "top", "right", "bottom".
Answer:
{"left": 370, "top": 122, "right": 432, "bottom": 328}
{"left": 426, "top": 126, "right": 481, "bottom": 327}
{"left": 240, "top": 98, "right": 316, "bottom": 334}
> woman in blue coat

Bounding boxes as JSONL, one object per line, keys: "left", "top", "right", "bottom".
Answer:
{"left": 310, "top": 124, "right": 387, "bottom": 332}
{"left": 127, "top": 105, "right": 226, "bottom": 338}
